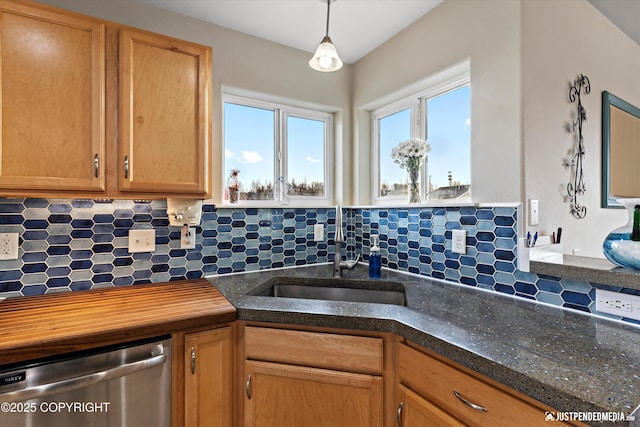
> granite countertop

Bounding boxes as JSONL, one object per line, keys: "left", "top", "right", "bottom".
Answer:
{"left": 531, "top": 255, "right": 640, "bottom": 290}
{"left": 207, "top": 264, "right": 640, "bottom": 426}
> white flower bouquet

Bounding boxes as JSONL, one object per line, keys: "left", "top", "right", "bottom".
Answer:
{"left": 391, "top": 138, "right": 431, "bottom": 170}
{"left": 391, "top": 138, "right": 430, "bottom": 203}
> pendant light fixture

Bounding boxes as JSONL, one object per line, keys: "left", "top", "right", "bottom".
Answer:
{"left": 309, "top": 0, "right": 343, "bottom": 72}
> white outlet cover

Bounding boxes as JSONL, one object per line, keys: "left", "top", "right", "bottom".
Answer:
{"left": 452, "top": 229, "right": 466, "bottom": 254}
{"left": 314, "top": 224, "right": 324, "bottom": 242}
{"left": 596, "top": 289, "right": 640, "bottom": 321}
{"left": 128, "top": 229, "right": 156, "bottom": 253}
{"left": 0, "top": 233, "right": 19, "bottom": 260}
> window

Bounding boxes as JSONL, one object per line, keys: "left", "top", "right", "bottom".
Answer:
{"left": 372, "top": 75, "right": 471, "bottom": 204}
{"left": 223, "top": 94, "right": 333, "bottom": 205}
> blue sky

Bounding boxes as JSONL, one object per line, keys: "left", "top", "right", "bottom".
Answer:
{"left": 225, "top": 85, "right": 469, "bottom": 194}
{"left": 380, "top": 85, "right": 471, "bottom": 193}
{"left": 224, "top": 103, "right": 324, "bottom": 191}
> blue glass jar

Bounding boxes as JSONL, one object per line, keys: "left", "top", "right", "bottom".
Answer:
{"left": 603, "top": 198, "right": 640, "bottom": 270}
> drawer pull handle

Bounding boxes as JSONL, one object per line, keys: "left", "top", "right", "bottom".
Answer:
{"left": 124, "top": 156, "right": 129, "bottom": 179}
{"left": 453, "top": 390, "right": 488, "bottom": 412}
{"left": 396, "top": 401, "right": 404, "bottom": 427}
{"left": 246, "top": 374, "right": 252, "bottom": 400}
{"left": 190, "top": 347, "right": 196, "bottom": 374}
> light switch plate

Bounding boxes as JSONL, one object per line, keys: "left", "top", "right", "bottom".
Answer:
{"left": 314, "top": 224, "right": 324, "bottom": 241}
{"left": 0, "top": 233, "right": 19, "bottom": 260}
{"left": 181, "top": 226, "right": 196, "bottom": 249}
{"left": 452, "top": 229, "right": 466, "bottom": 254}
{"left": 128, "top": 229, "right": 155, "bottom": 253}
{"left": 529, "top": 199, "right": 539, "bottom": 226}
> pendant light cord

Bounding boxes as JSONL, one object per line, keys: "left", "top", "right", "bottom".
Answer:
{"left": 325, "top": 0, "right": 331, "bottom": 37}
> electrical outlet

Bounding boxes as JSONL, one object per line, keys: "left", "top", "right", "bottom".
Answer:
{"left": 181, "top": 226, "right": 196, "bottom": 249}
{"left": 452, "top": 229, "right": 466, "bottom": 254}
{"left": 0, "top": 233, "right": 19, "bottom": 260}
{"left": 314, "top": 224, "right": 324, "bottom": 241}
{"left": 596, "top": 289, "right": 640, "bottom": 321}
{"left": 128, "top": 229, "right": 156, "bottom": 253}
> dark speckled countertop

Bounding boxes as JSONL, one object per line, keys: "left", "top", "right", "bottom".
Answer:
{"left": 207, "top": 264, "right": 640, "bottom": 427}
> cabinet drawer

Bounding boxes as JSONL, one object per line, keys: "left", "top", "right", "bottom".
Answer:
{"left": 244, "top": 326, "right": 383, "bottom": 374}
{"left": 398, "top": 344, "right": 565, "bottom": 427}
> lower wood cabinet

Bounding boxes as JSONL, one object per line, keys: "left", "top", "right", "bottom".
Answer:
{"left": 244, "top": 360, "right": 383, "bottom": 427}
{"left": 397, "top": 384, "right": 466, "bottom": 427}
{"left": 397, "top": 343, "right": 579, "bottom": 427}
{"left": 235, "top": 323, "right": 584, "bottom": 427}
{"left": 184, "top": 327, "right": 233, "bottom": 427}
{"left": 241, "top": 325, "right": 385, "bottom": 427}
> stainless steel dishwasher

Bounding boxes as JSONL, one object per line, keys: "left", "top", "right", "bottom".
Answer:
{"left": 0, "top": 336, "right": 171, "bottom": 427}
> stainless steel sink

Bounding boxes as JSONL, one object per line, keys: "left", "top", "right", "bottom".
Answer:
{"left": 249, "top": 277, "right": 406, "bottom": 306}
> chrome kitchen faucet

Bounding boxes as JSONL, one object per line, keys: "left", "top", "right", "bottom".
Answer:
{"left": 333, "top": 205, "right": 360, "bottom": 278}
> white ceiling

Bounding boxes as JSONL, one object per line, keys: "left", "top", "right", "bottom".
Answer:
{"left": 139, "top": 0, "right": 638, "bottom": 65}
{"left": 138, "top": 0, "right": 443, "bottom": 64}
{"left": 586, "top": 0, "right": 640, "bottom": 46}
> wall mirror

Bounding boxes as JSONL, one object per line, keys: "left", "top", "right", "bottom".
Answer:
{"left": 601, "top": 91, "right": 640, "bottom": 208}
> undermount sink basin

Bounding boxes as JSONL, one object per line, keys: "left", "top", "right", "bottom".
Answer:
{"left": 249, "top": 277, "right": 406, "bottom": 306}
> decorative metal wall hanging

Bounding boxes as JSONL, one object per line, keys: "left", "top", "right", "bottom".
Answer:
{"left": 566, "top": 74, "right": 590, "bottom": 219}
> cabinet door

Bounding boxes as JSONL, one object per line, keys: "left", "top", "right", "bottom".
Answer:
{"left": 244, "top": 360, "right": 383, "bottom": 427}
{"left": 185, "top": 327, "right": 233, "bottom": 427}
{"left": 119, "top": 28, "right": 211, "bottom": 196}
{"left": 0, "top": 0, "right": 105, "bottom": 192}
{"left": 398, "top": 344, "right": 573, "bottom": 427}
{"left": 397, "top": 384, "right": 467, "bottom": 427}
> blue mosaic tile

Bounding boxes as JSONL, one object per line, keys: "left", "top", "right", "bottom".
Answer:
{"left": 0, "top": 199, "right": 636, "bottom": 325}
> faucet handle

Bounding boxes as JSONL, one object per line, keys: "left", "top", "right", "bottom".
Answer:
{"left": 341, "top": 254, "right": 361, "bottom": 270}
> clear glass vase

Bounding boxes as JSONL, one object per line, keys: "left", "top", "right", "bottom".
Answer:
{"left": 602, "top": 198, "right": 640, "bottom": 269}
{"left": 408, "top": 167, "right": 420, "bottom": 204}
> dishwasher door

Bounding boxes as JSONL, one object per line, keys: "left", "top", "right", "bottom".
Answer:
{"left": 0, "top": 337, "right": 171, "bottom": 427}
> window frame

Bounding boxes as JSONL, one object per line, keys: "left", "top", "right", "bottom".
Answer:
{"left": 370, "top": 70, "right": 471, "bottom": 205}
{"left": 222, "top": 92, "right": 334, "bottom": 206}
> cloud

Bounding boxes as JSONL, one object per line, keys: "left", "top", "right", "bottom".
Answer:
{"left": 225, "top": 148, "right": 234, "bottom": 158}
{"left": 464, "top": 117, "right": 471, "bottom": 129}
{"left": 242, "top": 150, "right": 263, "bottom": 163}
{"left": 306, "top": 156, "right": 320, "bottom": 163}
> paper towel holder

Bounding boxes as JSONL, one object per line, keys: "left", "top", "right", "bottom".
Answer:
{"left": 166, "top": 199, "right": 203, "bottom": 227}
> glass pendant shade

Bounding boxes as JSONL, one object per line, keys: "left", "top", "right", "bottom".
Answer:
{"left": 309, "top": 36, "right": 343, "bottom": 72}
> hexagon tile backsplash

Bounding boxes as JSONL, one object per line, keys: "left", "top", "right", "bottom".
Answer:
{"left": 0, "top": 198, "right": 637, "bottom": 325}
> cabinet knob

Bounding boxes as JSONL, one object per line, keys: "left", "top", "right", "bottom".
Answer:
{"left": 453, "top": 390, "right": 487, "bottom": 412}
{"left": 190, "top": 347, "right": 196, "bottom": 374}
{"left": 245, "top": 374, "right": 252, "bottom": 400}
{"left": 396, "top": 401, "right": 404, "bottom": 427}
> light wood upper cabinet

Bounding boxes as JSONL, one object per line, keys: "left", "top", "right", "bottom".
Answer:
{"left": 119, "top": 28, "right": 211, "bottom": 196}
{"left": 0, "top": 0, "right": 212, "bottom": 198}
{"left": 185, "top": 327, "right": 233, "bottom": 427}
{"left": 0, "top": 0, "right": 105, "bottom": 192}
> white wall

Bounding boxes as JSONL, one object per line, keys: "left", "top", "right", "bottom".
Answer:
{"left": 522, "top": 0, "right": 640, "bottom": 257}
{"left": 34, "top": 0, "right": 353, "bottom": 205}
{"left": 351, "top": 0, "right": 522, "bottom": 205}
{"left": 30, "top": 0, "right": 640, "bottom": 258}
